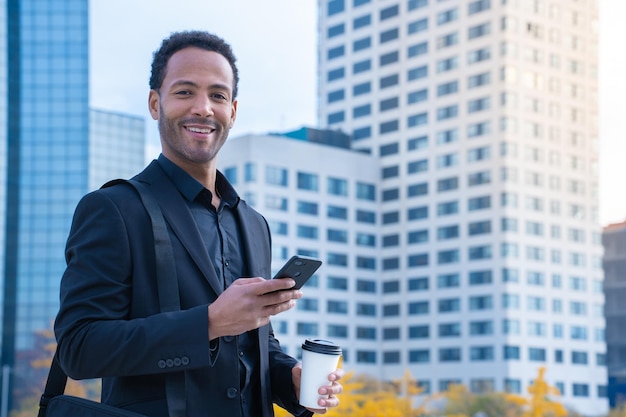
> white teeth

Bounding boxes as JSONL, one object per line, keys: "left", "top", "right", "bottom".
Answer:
{"left": 187, "top": 127, "right": 211, "bottom": 134}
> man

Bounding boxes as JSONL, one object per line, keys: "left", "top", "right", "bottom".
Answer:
{"left": 54, "top": 30, "right": 343, "bottom": 417}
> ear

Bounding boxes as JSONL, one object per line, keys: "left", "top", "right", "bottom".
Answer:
{"left": 148, "top": 90, "right": 160, "bottom": 121}
{"left": 229, "top": 99, "right": 238, "bottom": 128}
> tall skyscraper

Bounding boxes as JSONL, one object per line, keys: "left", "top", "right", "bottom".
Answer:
{"left": 309, "top": 0, "right": 603, "bottom": 414}
{"left": 0, "top": 2, "right": 145, "bottom": 411}
{"left": 603, "top": 221, "right": 626, "bottom": 408}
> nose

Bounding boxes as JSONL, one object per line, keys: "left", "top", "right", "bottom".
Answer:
{"left": 191, "top": 95, "right": 214, "bottom": 118}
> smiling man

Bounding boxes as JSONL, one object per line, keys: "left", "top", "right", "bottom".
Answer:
{"left": 54, "top": 31, "right": 343, "bottom": 417}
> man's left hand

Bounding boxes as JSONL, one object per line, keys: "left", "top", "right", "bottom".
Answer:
{"left": 291, "top": 363, "right": 344, "bottom": 414}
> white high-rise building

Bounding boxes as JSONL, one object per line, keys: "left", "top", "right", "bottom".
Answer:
{"left": 221, "top": 0, "right": 605, "bottom": 414}
{"left": 315, "top": 0, "right": 604, "bottom": 415}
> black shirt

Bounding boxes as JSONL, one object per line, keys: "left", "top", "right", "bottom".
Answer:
{"left": 158, "top": 154, "right": 262, "bottom": 417}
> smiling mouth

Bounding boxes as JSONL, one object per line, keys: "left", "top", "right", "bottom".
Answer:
{"left": 185, "top": 126, "right": 215, "bottom": 134}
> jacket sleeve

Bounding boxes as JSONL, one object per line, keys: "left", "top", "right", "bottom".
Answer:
{"left": 268, "top": 327, "right": 314, "bottom": 417}
{"left": 54, "top": 190, "right": 212, "bottom": 379}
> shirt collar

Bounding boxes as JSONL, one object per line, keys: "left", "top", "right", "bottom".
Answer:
{"left": 157, "top": 154, "right": 240, "bottom": 207}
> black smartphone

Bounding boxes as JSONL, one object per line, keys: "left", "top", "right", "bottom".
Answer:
{"left": 272, "top": 255, "right": 322, "bottom": 289}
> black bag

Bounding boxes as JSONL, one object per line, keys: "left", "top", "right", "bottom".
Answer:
{"left": 46, "top": 394, "right": 147, "bottom": 416}
{"left": 38, "top": 179, "right": 185, "bottom": 417}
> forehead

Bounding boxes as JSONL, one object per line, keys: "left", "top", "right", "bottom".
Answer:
{"left": 162, "top": 47, "right": 234, "bottom": 88}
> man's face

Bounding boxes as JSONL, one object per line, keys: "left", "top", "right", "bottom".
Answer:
{"left": 148, "top": 47, "right": 237, "bottom": 169}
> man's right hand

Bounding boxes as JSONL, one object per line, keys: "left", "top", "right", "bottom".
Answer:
{"left": 207, "top": 277, "right": 301, "bottom": 340}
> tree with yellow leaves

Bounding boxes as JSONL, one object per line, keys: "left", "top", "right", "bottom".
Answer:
{"left": 438, "top": 383, "right": 522, "bottom": 417}
{"left": 274, "top": 368, "right": 427, "bottom": 417}
{"left": 506, "top": 367, "right": 567, "bottom": 417}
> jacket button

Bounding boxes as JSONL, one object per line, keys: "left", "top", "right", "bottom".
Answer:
{"left": 174, "top": 358, "right": 182, "bottom": 366}
{"left": 227, "top": 387, "right": 238, "bottom": 399}
{"left": 158, "top": 360, "right": 166, "bottom": 369}
{"left": 181, "top": 356, "right": 190, "bottom": 366}
{"left": 166, "top": 359, "right": 174, "bottom": 368}
{"left": 223, "top": 336, "right": 234, "bottom": 342}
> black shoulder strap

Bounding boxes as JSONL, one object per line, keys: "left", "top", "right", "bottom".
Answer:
{"left": 39, "top": 179, "right": 186, "bottom": 417}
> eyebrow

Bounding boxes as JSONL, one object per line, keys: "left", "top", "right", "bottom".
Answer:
{"left": 170, "top": 79, "right": 232, "bottom": 93}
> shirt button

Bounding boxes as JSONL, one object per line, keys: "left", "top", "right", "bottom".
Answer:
{"left": 239, "top": 351, "right": 244, "bottom": 357}
{"left": 227, "top": 387, "right": 238, "bottom": 399}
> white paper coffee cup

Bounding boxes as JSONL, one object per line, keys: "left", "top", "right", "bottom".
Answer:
{"left": 299, "top": 338, "right": 342, "bottom": 409}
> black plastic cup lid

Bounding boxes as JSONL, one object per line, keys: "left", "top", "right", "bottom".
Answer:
{"left": 302, "top": 338, "right": 342, "bottom": 355}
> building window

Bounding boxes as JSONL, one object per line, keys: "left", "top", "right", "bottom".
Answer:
{"left": 469, "top": 270, "right": 492, "bottom": 285}
{"left": 468, "top": 0, "right": 491, "bottom": 15}
{"left": 469, "top": 245, "right": 492, "bottom": 260}
{"left": 408, "top": 89, "right": 428, "bottom": 104}
{"left": 408, "top": 65, "right": 428, "bottom": 81}
{"left": 327, "top": 324, "right": 348, "bottom": 338}
{"left": 327, "top": 0, "right": 345, "bottom": 16}
{"left": 380, "top": 119, "right": 399, "bottom": 134}
{"left": 437, "top": 8, "right": 459, "bottom": 25}
{"left": 469, "top": 295, "right": 493, "bottom": 310}
{"left": 437, "top": 32, "right": 459, "bottom": 49}
{"left": 468, "top": 220, "right": 491, "bottom": 236}
{"left": 408, "top": 17, "right": 428, "bottom": 34}
{"left": 468, "top": 72, "right": 491, "bottom": 88}
{"left": 353, "top": 36, "right": 371, "bottom": 52}
{"left": 353, "top": 81, "right": 371, "bottom": 96}
{"left": 438, "top": 273, "right": 460, "bottom": 288}
{"left": 408, "top": 301, "right": 429, "bottom": 315}
{"left": 380, "top": 74, "right": 399, "bottom": 89}
{"left": 438, "top": 249, "right": 459, "bottom": 264}
{"left": 408, "top": 253, "right": 429, "bottom": 267}
{"left": 439, "top": 348, "right": 462, "bottom": 362}
{"left": 408, "top": 229, "right": 428, "bottom": 244}
{"left": 529, "top": 347, "right": 546, "bottom": 361}
{"left": 356, "top": 350, "right": 376, "bottom": 363}
{"left": 327, "top": 23, "right": 345, "bottom": 38}
{"left": 409, "top": 349, "right": 430, "bottom": 363}
{"left": 327, "top": 45, "right": 345, "bottom": 60}
{"left": 437, "top": 177, "right": 459, "bottom": 192}
{"left": 572, "top": 384, "right": 589, "bottom": 397}
{"left": 409, "top": 325, "right": 429, "bottom": 339}
{"left": 437, "top": 105, "right": 459, "bottom": 120}
{"left": 353, "top": 104, "right": 372, "bottom": 118}
{"left": 353, "top": 59, "right": 371, "bottom": 74}
{"left": 297, "top": 201, "right": 318, "bottom": 215}
{"left": 437, "top": 129, "right": 458, "bottom": 145}
{"left": 408, "top": 205, "right": 429, "bottom": 220}
{"left": 356, "top": 303, "right": 376, "bottom": 317}
{"left": 438, "top": 201, "right": 459, "bottom": 216}
{"left": 437, "top": 56, "right": 459, "bottom": 73}
{"left": 297, "top": 322, "right": 319, "bottom": 336}
{"left": 470, "top": 347, "right": 494, "bottom": 361}
{"left": 468, "top": 22, "right": 491, "bottom": 39}
{"left": 504, "top": 345, "right": 520, "bottom": 360}
{"left": 438, "top": 298, "right": 460, "bottom": 313}
{"left": 353, "top": 14, "right": 371, "bottom": 30}
{"left": 437, "top": 80, "right": 459, "bottom": 96}
{"left": 380, "top": 51, "right": 399, "bottom": 66}
{"left": 408, "top": 112, "right": 428, "bottom": 127}
{"left": 328, "top": 67, "right": 345, "bottom": 82}
{"left": 356, "top": 279, "right": 376, "bottom": 293}
{"left": 297, "top": 172, "right": 318, "bottom": 191}
{"left": 437, "top": 225, "right": 459, "bottom": 240}
{"left": 439, "top": 322, "right": 461, "bottom": 337}
{"left": 468, "top": 196, "right": 491, "bottom": 211}
{"left": 380, "top": 97, "right": 399, "bottom": 112}
{"left": 408, "top": 41, "right": 428, "bottom": 58}
{"left": 408, "top": 135, "right": 428, "bottom": 150}
{"left": 380, "top": 28, "right": 399, "bottom": 44}
{"left": 409, "top": 277, "right": 429, "bottom": 291}
{"left": 380, "top": 4, "right": 399, "bottom": 20}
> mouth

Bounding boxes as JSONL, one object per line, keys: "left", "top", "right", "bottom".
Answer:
{"left": 185, "top": 126, "right": 216, "bottom": 135}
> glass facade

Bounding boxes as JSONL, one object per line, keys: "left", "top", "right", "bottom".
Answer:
{"left": 0, "top": 2, "right": 145, "bottom": 411}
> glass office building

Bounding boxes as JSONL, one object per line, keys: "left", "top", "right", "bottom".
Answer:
{"left": 0, "top": 1, "right": 145, "bottom": 411}
{"left": 603, "top": 221, "right": 626, "bottom": 408}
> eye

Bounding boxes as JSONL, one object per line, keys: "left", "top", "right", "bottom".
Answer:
{"left": 212, "top": 92, "right": 228, "bottom": 101}
{"left": 175, "top": 90, "right": 192, "bottom": 96}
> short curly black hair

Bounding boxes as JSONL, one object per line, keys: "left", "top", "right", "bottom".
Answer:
{"left": 149, "top": 30, "right": 239, "bottom": 99}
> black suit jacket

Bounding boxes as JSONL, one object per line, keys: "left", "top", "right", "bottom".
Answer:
{"left": 54, "top": 161, "right": 310, "bottom": 417}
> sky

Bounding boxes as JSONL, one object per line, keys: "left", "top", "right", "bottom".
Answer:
{"left": 89, "top": 0, "right": 626, "bottom": 226}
